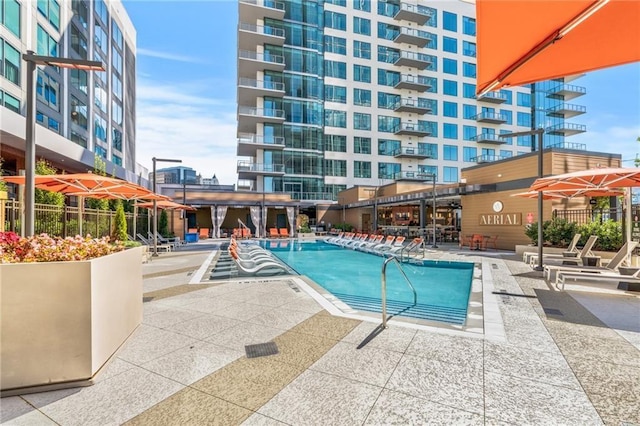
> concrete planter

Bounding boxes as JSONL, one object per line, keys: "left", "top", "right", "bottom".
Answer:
{"left": 0, "top": 246, "right": 144, "bottom": 396}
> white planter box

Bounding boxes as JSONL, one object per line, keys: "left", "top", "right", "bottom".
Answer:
{"left": 1, "top": 246, "right": 143, "bottom": 396}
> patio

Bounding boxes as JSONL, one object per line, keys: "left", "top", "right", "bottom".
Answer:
{"left": 1, "top": 240, "right": 638, "bottom": 425}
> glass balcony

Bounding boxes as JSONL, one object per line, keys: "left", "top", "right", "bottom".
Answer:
{"left": 238, "top": 50, "right": 285, "bottom": 74}
{"left": 290, "top": 192, "right": 336, "bottom": 201}
{"left": 476, "top": 91, "right": 507, "bottom": 104}
{"left": 237, "top": 106, "right": 285, "bottom": 133}
{"left": 237, "top": 133, "right": 285, "bottom": 156}
{"left": 238, "top": 23, "right": 285, "bottom": 51}
{"left": 393, "top": 27, "right": 432, "bottom": 47}
{"left": 473, "top": 111, "right": 507, "bottom": 124}
{"left": 394, "top": 74, "right": 433, "bottom": 92}
{"left": 238, "top": 78, "right": 285, "bottom": 104}
{"left": 239, "top": 0, "right": 285, "bottom": 22}
{"left": 237, "top": 179, "right": 255, "bottom": 191}
{"left": 546, "top": 122, "right": 587, "bottom": 136}
{"left": 392, "top": 171, "right": 432, "bottom": 181}
{"left": 393, "top": 122, "right": 433, "bottom": 136}
{"left": 393, "top": 2, "right": 433, "bottom": 25}
{"left": 547, "top": 83, "right": 587, "bottom": 100}
{"left": 392, "top": 146, "right": 434, "bottom": 159}
{"left": 546, "top": 103, "right": 586, "bottom": 118}
{"left": 471, "top": 154, "right": 508, "bottom": 164}
{"left": 237, "top": 162, "right": 285, "bottom": 179}
{"left": 394, "top": 51, "right": 433, "bottom": 70}
{"left": 547, "top": 141, "right": 587, "bottom": 151}
{"left": 392, "top": 98, "right": 433, "bottom": 114}
{"left": 470, "top": 133, "right": 506, "bottom": 144}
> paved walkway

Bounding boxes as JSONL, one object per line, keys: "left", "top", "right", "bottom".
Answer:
{"left": 2, "top": 240, "right": 639, "bottom": 425}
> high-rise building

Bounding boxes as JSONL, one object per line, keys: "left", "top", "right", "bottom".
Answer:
{"left": 0, "top": 0, "right": 142, "bottom": 182}
{"left": 236, "top": 0, "right": 586, "bottom": 202}
{"left": 150, "top": 166, "right": 197, "bottom": 184}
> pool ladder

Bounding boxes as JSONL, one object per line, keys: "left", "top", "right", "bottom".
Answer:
{"left": 381, "top": 256, "right": 417, "bottom": 328}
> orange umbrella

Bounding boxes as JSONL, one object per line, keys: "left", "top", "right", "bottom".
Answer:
{"left": 512, "top": 188, "right": 624, "bottom": 200}
{"left": 136, "top": 200, "right": 196, "bottom": 210}
{"left": 476, "top": 0, "right": 640, "bottom": 94}
{"left": 530, "top": 168, "right": 640, "bottom": 192}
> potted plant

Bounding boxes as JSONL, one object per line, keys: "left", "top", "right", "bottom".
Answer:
{"left": 0, "top": 232, "right": 144, "bottom": 396}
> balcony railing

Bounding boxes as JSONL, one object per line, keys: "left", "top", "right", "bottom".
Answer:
{"left": 238, "top": 77, "right": 285, "bottom": 92}
{"left": 394, "top": 74, "right": 433, "bottom": 91}
{"left": 470, "top": 133, "right": 506, "bottom": 144}
{"left": 394, "top": 51, "right": 433, "bottom": 69}
{"left": 391, "top": 171, "right": 432, "bottom": 181}
{"left": 547, "top": 103, "right": 587, "bottom": 117}
{"left": 392, "top": 146, "right": 434, "bottom": 158}
{"left": 237, "top": 133, "right": 285, "bottom": 146}
{"left": 393, "top": 122, "right": 433, "bottom": 136}
{"left": 547, "top": 83, "right": 587, "bottom": 100}
{"left": 290, "top": 192, "right": 336, "bottom": 201}
{"left": 470, "top": 154, "right": 508, "bottom": 164}
{"left": 476, "top": 91, "right": 507, "bottom": 104}
{"left": 546, "top": 122, "right": 587, "bottom": 135}
{"left": 473, "top": 111, "right": 507, "bottom": 123}
{"left": 239, "top": 0, "right": 285, "bottom": 11}
{"left": 393, "top": 27, "right": 432, "bottom": 47}
{"left": 237, "top": 162, "right": 285, "bottom": 173}
{"left": 547, "top": 141, "right": 587, "bottom": 150}
{"left": 238, "top": 106, "right": 285, "bottom": 119}
{"left": 238, "top": 50, "right": 285, "bottom": 65}
{"left": 392, "top": 98, "right": 433, "bottom": 113}
{"left": 393, "top": 2, "right": 434, "bottom": 25}
{"left": 238, "top": 22, "right": 285, "bottom": 38}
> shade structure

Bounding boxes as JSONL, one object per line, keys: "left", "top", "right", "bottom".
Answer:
{"left": 530, "top": 168, "right": 640, "bottom": 192}
{"left": 476, "top": 0, "right": 640, "bottom": 95}
{"left": 511, "top": 188, "right": 624, "bottom": 200}
{"left": 136, "top": 200, "right": 196, "bottom": 210}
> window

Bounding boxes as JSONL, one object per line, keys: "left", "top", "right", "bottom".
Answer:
{"left": 71, "top": 25, "right": 88, "bottom": 59}
{"left": 112, "top": 128, "right": 122, "bottom": 151}
{"left": 463, "top": 104, "right": 476, "bottom": 119}
{"left": 443, "top": 101, "right": 458, "bottom": 118}
{"left": 517, "top": 112, "right": 531, "bottom": 127}
{"left": 443, "top": 166, "right": 458, "bottom": 182}
{"left": 353, "top": 88, "right": 371, "bottom": 106}
{"left": 353, "top": 16, "right": 370, "bottom": 35}
{"left": 353, "top": 0, "right": 370, "bottom": 12}
{"left": 36, "top": 110, "right": 60, "bottom": 133}
{"left": 2, "top": 0, "right": 21, "bottom": 37}
{"left": 325, "top": 109, "right": 347, "bottom": 127}
{"left": 354, "top": 137, "right": 371, "bottom": 154}
{"left": 378, "top": 162, "right": 401, "bottom": 179}
{"left": 324, "top": 35, "right": 346, "bottom": 55}
{"left": 325, "top": 11, "right": 346, "bottom": 30}
{"left": 499, "top": 129, "right": 513, "bottom": 145}
{"left": 443, "top": 123, "right": 458, "bottom": 139}
{"left": 422, "top": 143, "right": 438, "bottom": 159}
{"left": 442, "top": 36, "right": 457, "bottom": 53}
{"left": 443, "top": 58, "right": 457, "bottom": 75}
{"left": 1, "top": 39, "right": 20, "bottom": 85}
{"left": 353, "top": 40, "right": 371, "bottom": 59}
{"left": 463, "top": 83, "right": 476, "bottom": 99}
{"left": 443, "top": 11, "right": 457, "bottom": 32}
{"left": 325, "top": 159, "right": 347, "bottom": 177}
{"left": 112, "top": 46, "right": 122, "bottom": 74}
{"left": 354, "top": 161, "right": 371, "bottom": 178}
{"left": 94, "top": 24, "right": 108, "bottom": 54}
{"left": 70, "top": 95, "right": 87, "bottom": 128}
{"left": 353, "top": 112, "right": 371, "bottom": 130}
{"left": 95, "top": 145, "right": 107, "bottom": 159}
{"left": 500, "top": 89, "right": 512, "bottom": 104}
{"left": 377, "top": 22, "right": 399, "bottom": 40}
{"left": 70, "top": 69, "right": 88, "bottom": 94}
{"left": 38, "top": 0, "right": 60, "bottom": 30}
{"left": 112, "top": 101, "right": 123, "bottom": 126}
{"left": 418, "top": 165, "right": 437, "bottom": 180}
{"left": 94, "top": 114, "right": 107, "bottom": 142}
{"left": 500, "top": 109, "right": 513, "bottom": 125}
{"left": 324, "top": 134, "right": 347, "bottom": 152}
{"left": 112, "top": 154, "right": 122, "bottom": 166}
{"left": 420, "top": 120, "right": 438, "bottom": 137}
{"left": 378, "top": 139, "right": 400, "bottom": 156}
{"left": 443, "top": 145, "right": 458, "bottom": 161}
{"left": 517, "top": 92, "right": 531, "bottom": 107}
{"left": 325, "top": 60, "right": 346, "bottom": 78}
{"left": 2, "top": 90, "right": 20, "bottom": 113}
{"left": 37, "top": 25, "right": 58, "bottom": 57}
{"left": 112, "top": 21, "right": 123, "bottom": 49}
{"left": 377, "top": 92, "right": 399, "bottom": 109}
{"left": 500, "top": 150, "right": 513, "bottom": 159}
{"left": 377, "top": 68, "right": 399, "bottom": 86}
{"left": 463, "top": 146, "right": 477, "bottom": 162}
{"left": 443, "top": 79, "right": 457, "bottom": 96}
{"left": 463, "top": 125, "right": 476, "bottom": 141}
{"left": 36, "top": 71, "right": 59, "bottom": 110}
{"left": 325, "top": 0, "right": 346, "bottom": 6}
{"left": 353, "top": 64, "right": 371, "bottom": 82}
{"left": 377, "top": 45, "right": 399, "bottom": 63}
{"left": 462, "top": 41, "right": 476, "bottom": 57}
{"left": 94, "top": 82, "right": 107, "bottom": 113}
{"left": 463, "top": 16, "right": 476, "bottom": 36}
{"left": 70, "top": 131, "right": 87, "bottom": 148}
{"left": 377, "top": 115, "right": 400, "bottom": 133}
{"left": 463, "top": 62, "right": 476, "bottom": 78}
{"left": 95, "top": 0, "right": 108, "bottom": 24}
{"left": 72, "top": 0, "right": 88, "bottom": 29}
{"left": 325, "top": 84, "right": 347, "bottom": 103}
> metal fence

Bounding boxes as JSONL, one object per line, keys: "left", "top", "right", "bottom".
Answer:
{"left": 552, "top": 207, "right": 625, "bottom": 225}
{"left": 3, "top": 200, "right": 149, "bottom": 239}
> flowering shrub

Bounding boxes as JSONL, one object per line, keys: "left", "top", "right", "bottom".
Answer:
{"left": 0, "top": 232, "right": 125, "bottom": 263}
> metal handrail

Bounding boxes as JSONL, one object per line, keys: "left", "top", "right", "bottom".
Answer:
{"left": 381, "top": 256, "right": 417, "bottom": 328}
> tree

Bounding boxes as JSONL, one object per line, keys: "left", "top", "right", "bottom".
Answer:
{"left": 35, "top": 159, "right": 64, "bottom": 206}
{"left": 635, "top": 137, "right": 640, "bottom": 167}
{"left": 87, "top": 155, "right": 109, "bottom": 210}
{"left": 112, "top": 200, "right": 128, "bottom": 241}
{"left": 0, "top": 158, "right": 8, "bottom": 192}
{"left": 159, "top": 209, "right": 169, "bottom": 237}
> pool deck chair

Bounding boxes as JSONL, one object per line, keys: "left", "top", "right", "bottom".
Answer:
{"left": 366, "top": 235, "right": 395, "bottom": 253}
{"left": 557, "top": 265, "right": 640, "bottom": 291}
{"left": 269, "top": 228, "right": 280, "bottom": 238}
{"left": 524, "top": 233, "right": 582, "bottom": 264}
{"left": 228, "top": 248, "right": 291, "bottom": 276}
{"left": 136, "top": 233, "right": 172, "bottom": 252}
{"left": 279, "top": 228, "right": 290, "bottom": 238}
{"left": 377, "top": 235, "right": 406, "bottom": 254}
{"left": 543, "top": 235, "right": 598, "bottom": 279}
{"left": 547, "top": 240, "right": 638, "bottom": 284}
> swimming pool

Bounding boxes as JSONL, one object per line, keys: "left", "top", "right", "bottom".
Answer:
{"left": 261, "top": 240, "right": 474, "bottom": 325}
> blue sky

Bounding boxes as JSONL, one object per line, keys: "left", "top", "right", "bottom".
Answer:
{"left": 123, "top": 1, "right": 640, "bottom": 185}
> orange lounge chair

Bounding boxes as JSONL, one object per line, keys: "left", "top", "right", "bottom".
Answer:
{"left": 279, "top": 228, "right": 290, "bottom": 238}
{"left": 269, "top": 228, "right": 280, "bottom": 238}
{"left": 199, "top": 228, "right": 210, "bottom": 239}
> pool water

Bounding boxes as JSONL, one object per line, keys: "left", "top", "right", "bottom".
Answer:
{"left": 261, "top": 240, "right": 474, "bottom": 325}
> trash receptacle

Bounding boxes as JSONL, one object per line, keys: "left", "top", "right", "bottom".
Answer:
{"left": 185, "top": 232, "right": 199, "bottom": 243}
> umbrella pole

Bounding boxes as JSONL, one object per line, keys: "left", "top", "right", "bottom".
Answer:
{"left": 78, "top": 196, "right": 84, "bottom": 237}
{"left": 627, "top": 188, "right": 632, "bottom": 263}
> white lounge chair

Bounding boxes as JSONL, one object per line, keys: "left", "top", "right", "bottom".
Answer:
{"left": 543, "top": 235, "right": 598, "bottom": 279}
{"left": 228, "top": 248, "right": 291, "bottom": 275}
{"left": 556, "top": 266, "right": 640, "bottom": 290}
{"left": 524, "top": 233, "right": 582, "bottom": 264}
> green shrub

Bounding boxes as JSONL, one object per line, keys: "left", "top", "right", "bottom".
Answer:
{"left": 113, "top": 201, "right": 128, "bottom": 241}
{"left": 159, "top": 210, "right": 169, "bottom": 237}
{"left": 544, "top": 218, "right": 577, "bottom": 247}
{"left": 122, "top": 240, "right": 141, "bottom": 249}
{"left": 577, "top": 220, "right": 622, "bottom": 251}
{"left": 334, "top": 222, "right": 354, "bottom": 232}
{"left": 524, "top": 218, "right": 623, "bottom": 251}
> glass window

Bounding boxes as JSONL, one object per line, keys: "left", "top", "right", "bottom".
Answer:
{"left": 377, "top": 115, "right": 400, "bottom": 133}
{"left": 517, "top": 111, "right": 531, "bottom": 127}
{"left": 463, "top": 62, "right": 476, "bottom": 78}
{"left": 2, "top": 39, "right": 21, "bottom": 85}
{"left": 112, "top": 154, "right": 122, "bottom": 166}
{"left": 443, "top": 11, "right": 457, "bottom": 32}
{"left": 95, "top": 0, "right": 108, "bottom": 24}
{"left": 443, "top": 101, "right": 457, "bottom": 118}
{"left": 353, "top": 40, "right": 371, "bottom": 59}
{"left": 462, "top": 41, "right": 476, "bottom": 57}
{"left": 70, "top": 69, "right": 88, "bottom": 94}
{"left": 324, "top": 134, "right": 347, "bottom": 152}
{"left": 70, "top": 95, "right": 87, "bottom": 128}
{"left": 354, "top": 137, "right": 371, "bottom": 154}
{"left": 325, "top": 60, "right": 346, "bottom": 79}
{"left": 463, "top": 104, "right": 476, "bottom": 119}
{"left": 354, "top": 161, "right": 371, "bottom": 178}
{"left": 443, "top": 145, "right": 458, "bottom": 161}
{"left": 3, "top": 0, "right": 21, "bottom": 37}
{"left": 500, "top": 150, "right": 513, "bottom": 159}
{"left": 443, "top": 166, "right": 458, "bottom": 182}
{"left": 112, "top": 73, "right": 122, "bottom": 100}
{"left": 325, "top": 159, "right": 347, "bottom": 177}
{"left": 325, "top": 85, "right": 347, "bottom": 103}
{"left": 377, "top": 139, "right": 400, "bottom": 156}
{"left": 3, "top": 90, "right": 20, "bottom": 113}
{"left": 94, "top": 82, "right": 107, "bottom": 113}
{"left": 37, "top": 25, "right": 58, "bottom": 57}
{"left": 500, "top": 109, "right": 512, "bottom": 125}
{"left": 36, "top": 71, "right": 59, "bottom": 110}
{"left": 353, "top": 88, "right": 371, "bottom": 106}
{"left": 70, "top": 131, "right": 88, "bottom": 148}
{"left": 95, "top": 144, "right": 107, "bottom": 159}
{"left": 500, "top": 89, "right": 513, "bottom": 104}
{"left": 418, "top": 165, "right": 437, "bottom": 180}
{"left": 94, "top": 114, "right": 107, "bottom": 142}
{"left": 112, "top": 101, "right": 122, "bottom": 126}
{"left": 94, "top": 23, "right": 108, "bottom": 54}
{"left": 463, "top": 125, "right": 476, "bottom": 141}
{"left": 324, "top": 35, "right": 346, "bottom": 55}
{"left": 420, "top": 120, "right": 438, "bottom": 137}
{"left": 38, "top": 0, "right": 60, "bottom": 30}
{"left": 71, "top": 25, "right": 88, "bottom": 59}
{"left": 378, "top": 162, "right": 401, "bottom": 179}
{"left": 442, "top": 37, "right": 457, "bottom": 53}
{"left": 72, "top": 0, "right": 88, "bottom": 28}
{"left": 443, "top": 123, "right": 458, "bottom": 139}
{"left": 377, "top": 1, "right": 399, "bottom": 18}
{"left": 463, "top": 16, "right": 476, "bottom": 36}
{"left": 353, "top": 64, "right": 371, "bottom": 82}
{"left": 377, "top": 92, "right": 399, "bottom": 109}
{"left": 325, "top": 10, "right": 346, "bottom": 30}
{"left": 353, "top": 0, "right": 370, "bottom": 12}
{"left": 112, "top": 46, "right": 122, "bottom": 74}
{"left": 325, "top": 109, "right": 347, "bottom": 127}
{"left": 499, "top": 129, "right": 513, "bottom": 145}
{"left": 463, "top": 83, "right": 476, "bottom": 99}
{"left": 517, "top": 92, "right": 531, "bottom": 107}
{"left": 422, "top": 143, "right": 438, "bottom": 159}
{"left": 353, "top": 112, "right": 371, "bottom": 130}
{"left": 443, "top": 58, "right": 457, "bottom": 75}
{"left": 517, "top": 136, "right": 532, "bottom": 147}
{"left": 443, "top": 80, "right": 457, "bottom": 96}
{"left": 112, "top": 20, "right": 123, "bottom": 49}
{"left": 112, "top": 128, "right": 122, "bottom": 151}
{"left": 325, "top": 0, "right": 346, "bottom": 6}
{"left": 377, "top": 45, "right": 399, "bottom": 63}
{"left": 463, "top": 146, "right": 477, "bottom": 161}
{"left": 353, "top": 16, "right": 370, "bottom": 35}
{"left": 377, "top": 22, "right": 399, "bottom": 40}
{"left": 377, "top": 68, "right": 399, "bottom": 86}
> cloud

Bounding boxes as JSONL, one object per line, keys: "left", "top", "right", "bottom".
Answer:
{"left": 137, "top": 48, "right": 208, "bottom": 64}
{"left": 135, "top": 80, "right": 239, "bottom": 186}
{"left": 573, "top": 124, "right": 640, "bottom": 165}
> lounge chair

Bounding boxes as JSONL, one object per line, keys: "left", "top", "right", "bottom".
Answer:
{"left": 279, "top": 228, "right": 290, "bottom": 238}
{"left": 269, "top": 228, "right": 280, "bottom": 238}
{"left": 228, "top": 247, "right": 291, "bottom": 275}
{"left": 136, "top": 233, "right": 172, "bottom": 252}
{"left": 387, "top": 237, "right": 424, "bottom": 257}
{"left": 542, "top": 235, "right": 598, "bottom": 276}
{"left": 326, "top": 232, "right": 344, "bottom": 244}
{"left": 377, "top": 235, "right": 406, "bottom": 254}
{"left": 546, "top": 240, "right": 638, "bottom": 284}
{"left": 556, "top": 267, "right": 640, "bottom": 290}
{"left": 524, "top": 233, "right": 581, "bottom": 264}
{"left": 344, "top": 234, "right": 369, "bottom": 248}
{"left": 366, "top": 235, "right": 396, "bottom": 253}
{"left": 355, "top": 235, "right": 383, "bottom": 250}
{"left": 199, "top": 228, "right": 210, "bottom": 239}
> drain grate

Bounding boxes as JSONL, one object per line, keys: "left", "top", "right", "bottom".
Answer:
{"left": 543, "top": 307, "right": 564, "bottom": 316}
{"left": 245, "top": 342, "right": 279, "bottom": 358}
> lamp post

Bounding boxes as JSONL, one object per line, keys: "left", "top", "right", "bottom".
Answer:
{"left": 500, "top": 128, "right": 545, "bottom": 270}
{"left": 420, "top": 173, "right": 438, "bottom": 248}
{"left": 152, "top": 157, "right": 182, "bottom": 256}
{"left": 22, "top": 52, "right": 104, "bottom": 236}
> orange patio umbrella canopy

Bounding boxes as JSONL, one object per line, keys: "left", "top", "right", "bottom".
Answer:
{"left": 511, "top": 188, "right": 624, "bottom": 200}
{"left": 530, "top": 168, "right": 640, "bottom": 192}
{"left": 476, "top": 0, "right": 640, "bottom": 95}
{"left": 136, "top": 200, "right": 196, "bottom": 210}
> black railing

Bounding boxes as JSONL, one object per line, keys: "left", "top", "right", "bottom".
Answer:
{"left": 552, "top": 207, "right": 623, "bottom": 225}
